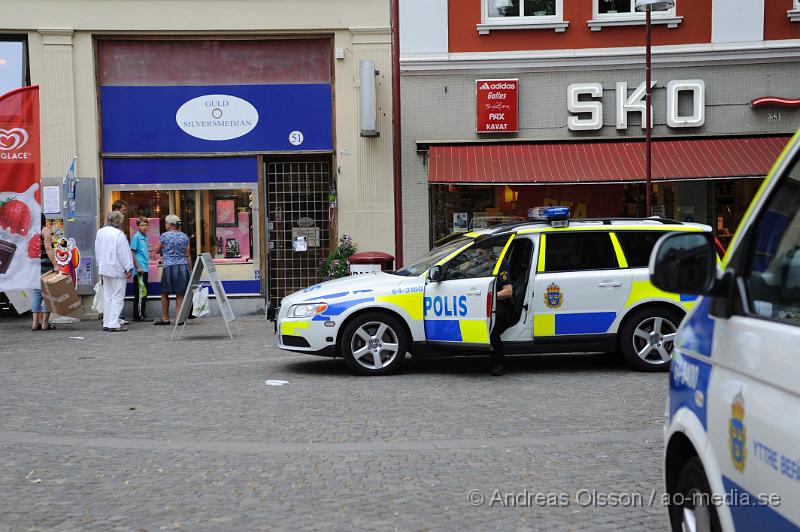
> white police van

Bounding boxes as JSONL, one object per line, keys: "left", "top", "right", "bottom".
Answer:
{"left": 274, "top": 208, "right": 713, "bottom": 375}
{"left": 651, "top": 130, "right": 800, "bottom": 531}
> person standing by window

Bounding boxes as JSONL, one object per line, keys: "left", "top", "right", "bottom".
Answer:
{"left": 95, "top": 211, "right": 133, "bottom": 332}
{"left": 30, "top": 213, "right": 57, "bottom": 331}
{"left": 130, "top": 217, "right": 150, "bottom": 321}
{"left": 153, "top": 215, "right": 191, "bottom": 326}
{"left": 111, "top": 199, "right": 130, "bottom": 325}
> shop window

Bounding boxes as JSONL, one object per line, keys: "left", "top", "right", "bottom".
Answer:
{"left": 745, "top": 156, "right": 800, "bottom": 327}
{"left": 713, "top": 180, "right": 762, "bottom": 250}
{"left": 108, "top": 187, "right": 257, "bottom": 292}
{"left": 544, "top": 233, "right": 618, "bottom": 272}
{"left": 444, "top": 238, "right": 509, "bottom": 280}
{"left": 615, "top": 231, "right": 667, "bottom": 268}
{"left": 0, "top": 39, "right": 28, "bottom": 94}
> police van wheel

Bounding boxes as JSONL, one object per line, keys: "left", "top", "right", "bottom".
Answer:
{"left": 341, "top": 313, "right": 407, "bottom": 376}
{"left": 668, "top": 457, "right": 721, "bottom": 532}
{"left": 619, "top": 307, "right": 682, "bottom": 372}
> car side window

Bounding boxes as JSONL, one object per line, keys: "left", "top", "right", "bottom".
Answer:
{"left": 744, "top": 154, "right": 800, "bottom": 327}
{"left": 616, "top": 231, "right": 668, "bottom": 268}
{"left": 444, "top": 237, "right": 508, "bottom": 280}
{"left": 544, "top": 232, "right": 618, "bottom": 272}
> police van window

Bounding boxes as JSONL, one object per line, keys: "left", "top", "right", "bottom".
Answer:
{"left": 444, "top": 238, "right": 508, "bottom": 280}
{"left": 545, "top": 233, "right": 618, "bottom": 272}
{"left": 616, "top": 232, "right": 667, "bottom": 268}
{"left": 745, "top": 154, "right": 800, "bottom": 327}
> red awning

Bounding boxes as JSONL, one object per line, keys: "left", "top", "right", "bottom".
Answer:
{"left": 427, "top": 136, "right": 791, "bottom": 185}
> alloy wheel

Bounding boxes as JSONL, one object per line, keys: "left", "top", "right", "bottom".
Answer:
{"left": 350, "top": 321, "right": 400, "bottom": 371}
{"left": 631, "top": 316, "right": 678, "bottom": 365}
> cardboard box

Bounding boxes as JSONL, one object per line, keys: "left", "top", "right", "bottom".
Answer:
{"left": 40, "top": 271, "right": 82, "bottom": 316}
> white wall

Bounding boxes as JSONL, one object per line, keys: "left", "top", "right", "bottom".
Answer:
{"left": 400, "top": 0, "right": 448, "bottom": 57}
{"left": 712, "top": 0, "right": 764, "bottom": 43}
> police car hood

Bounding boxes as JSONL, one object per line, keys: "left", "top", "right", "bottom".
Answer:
{"left": 281, "top": 271, "right": 402, "bottom": 306}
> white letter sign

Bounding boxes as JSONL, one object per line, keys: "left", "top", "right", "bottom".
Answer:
{"left": 616, "top": 81, "right": 655, "bottom": 130}
{"left": 567, "top": 83, "right": 603, "bottom": 131}
{"left": 667, "top": 80, "right": 705, "bottom": 128}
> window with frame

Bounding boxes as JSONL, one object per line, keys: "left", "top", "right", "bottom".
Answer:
{"left": 0, "top": 39, "right": 28, "bottom": 94}
{"left": 444, "top": 237, "right": 509, "bottom": 280}
{"left": 544, "top": 233, "right": 618, "bottom": 272}
{"left": 485, "top": 0, "right": 562, "bottom": 20}
{"left": 595, "top": 0, "right": 676, "bottom": 17}
{"left": 616, "top": 231, "right": 668, "bottom": 268}
{"left": 744, "top": 155, "right": 800, "bottom": 327}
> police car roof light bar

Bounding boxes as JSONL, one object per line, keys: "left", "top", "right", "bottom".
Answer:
{"left": 527, "top": 206, "right": 571, "bottom": 222}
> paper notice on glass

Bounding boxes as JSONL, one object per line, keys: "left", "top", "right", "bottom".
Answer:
{"left": 43, "top": 186, "right": 61, "bottom": 214}
{"left": 76, "top": 256, "right": 93, "bottom": 286}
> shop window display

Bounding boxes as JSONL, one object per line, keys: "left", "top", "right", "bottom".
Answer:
{"left": 108, "top": 187, "right": 257, "bottom": 294}
{"left": 428, "top": 180, "right": 761, "bottom": 251}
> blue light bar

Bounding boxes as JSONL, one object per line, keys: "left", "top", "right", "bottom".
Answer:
{"left": 527, "top": 206, "right": 571, "bottom": 221}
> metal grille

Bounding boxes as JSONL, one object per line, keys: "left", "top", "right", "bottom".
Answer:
{"left": 266, "top": 161, "right": 331, "bottom": 305}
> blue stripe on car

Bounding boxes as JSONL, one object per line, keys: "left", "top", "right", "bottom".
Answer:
{"left": 675, "top": 296, "right": 715, "bottom": 357}
{"left": 722, "top": 476, "right": 797, "bottom": 529}
{"left": 304, "top": 291, "right": 350, "bottom": 301}
{"left": 312, "top": 297, "right": 375, "bottom": 321}
{"left": 555, "top": 312, "right": 617, "bottom": 335}
{"left": 668, "top": 351, "right": 711, "bottom": 429}
{"left": 424, "top": 320, "right": 462, "bottom": 342}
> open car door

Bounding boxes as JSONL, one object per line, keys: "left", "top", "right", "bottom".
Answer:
{"left": 423, "top": 235, "right": 514, "bottom": 348}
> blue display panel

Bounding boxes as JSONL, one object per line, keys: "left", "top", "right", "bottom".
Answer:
{"left": 101, "top": 84, "right": 333, "bottom": 153}
{"left": 103, "top": 157, "right": 258, "bottom": 185}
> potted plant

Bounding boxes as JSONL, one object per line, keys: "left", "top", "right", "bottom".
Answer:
{"left": 320, "top": 234, "right": 357, "bottom": 280}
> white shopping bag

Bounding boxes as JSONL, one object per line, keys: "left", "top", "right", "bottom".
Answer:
{"left": 192, "top": 286, "right": 210, "bottom": 317}
{"left": 91, "top": 281, "right": 104, "bottom": 314}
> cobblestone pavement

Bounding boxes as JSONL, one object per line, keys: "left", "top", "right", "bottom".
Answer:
{"left": 1, "top": 315, "right": 671, "bottom": 531}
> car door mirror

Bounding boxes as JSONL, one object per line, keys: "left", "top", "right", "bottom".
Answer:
{"left": 650, "top": 232, "right": 717, "bottom": 295}
{"left": 428, "top": 265, "right": 444, "bottom": 282}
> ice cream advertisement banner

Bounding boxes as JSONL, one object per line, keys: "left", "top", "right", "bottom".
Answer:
{"left": 0, "top": 85, "right": 41, "bottom": 291}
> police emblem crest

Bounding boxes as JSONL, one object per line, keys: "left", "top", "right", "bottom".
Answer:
{"left": 728, "top": 391, "right": 747, "bottom": 473}
{"left": 544, "top": 283, "right": 563, "bottom": 309}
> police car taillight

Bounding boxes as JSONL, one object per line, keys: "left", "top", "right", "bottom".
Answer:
{"left": 527, "top": 206, "right": 571, "bottom": 227}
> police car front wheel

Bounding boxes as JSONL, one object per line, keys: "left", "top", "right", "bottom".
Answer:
{"left": 668, "top": 457, "right": 721, "bottom": 532}
{"left": 341, "top": 313, "right": 408, "bottom": 375}
{"left": 619, "top": 307, "right": 682, "bottom": 372}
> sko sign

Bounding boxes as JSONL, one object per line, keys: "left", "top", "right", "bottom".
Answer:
{"left": 476, "top": 79, "right": 518, "bottom": 134}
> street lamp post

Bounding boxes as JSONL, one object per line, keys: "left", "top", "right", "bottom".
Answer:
{"left": 635, "top": 0, "right": 675, "bottom": 217}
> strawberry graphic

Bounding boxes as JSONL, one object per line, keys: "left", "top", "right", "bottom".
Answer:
{"left": 27, "top": 235, "right": 41, "bottom": 259}
{"left": 0, "top": 197, "right": 31, "bottom": 237}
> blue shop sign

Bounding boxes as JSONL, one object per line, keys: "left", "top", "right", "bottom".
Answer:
{"left": 101, "top": 84, "right": 333, "bottom": 153}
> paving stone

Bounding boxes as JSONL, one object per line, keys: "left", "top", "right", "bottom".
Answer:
{"left": 1, "top": 315, "right": 670, "bottom": 530}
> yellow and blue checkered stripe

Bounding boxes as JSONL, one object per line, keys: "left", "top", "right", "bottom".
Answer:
{"left": 533, "top": 312, "right": 617, "bottom": 336}
{"left": 424, "top": 319, "right": 490, "bottom": 343}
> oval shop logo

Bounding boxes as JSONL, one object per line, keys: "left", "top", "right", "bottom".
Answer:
{"left": 176, "top": 94, "right": 259, "bottom": 141}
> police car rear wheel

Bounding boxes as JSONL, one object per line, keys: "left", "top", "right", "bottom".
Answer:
{"left": 619, "top": 307, "right": 681, "bottom": 371}
{"left": 341, "top": 313, "right": 407, "bottom": 375}
{"left": 669, "top": 457, "right": 721, "bottom": 532}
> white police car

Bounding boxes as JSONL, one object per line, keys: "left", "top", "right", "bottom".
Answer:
{"left": 275, "top": 208, "right": 713, "bottom": 376}
{"left": 652, "top": 130, "right": 800, "bottom": 531}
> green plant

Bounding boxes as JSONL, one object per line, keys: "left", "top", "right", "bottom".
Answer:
{"left": 320, "top": 234, "right": 357, "bottom": 280}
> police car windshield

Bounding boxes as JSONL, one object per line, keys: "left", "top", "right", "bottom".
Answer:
{"left": 393, "top": 238, "right": 473, "bottom": 277}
